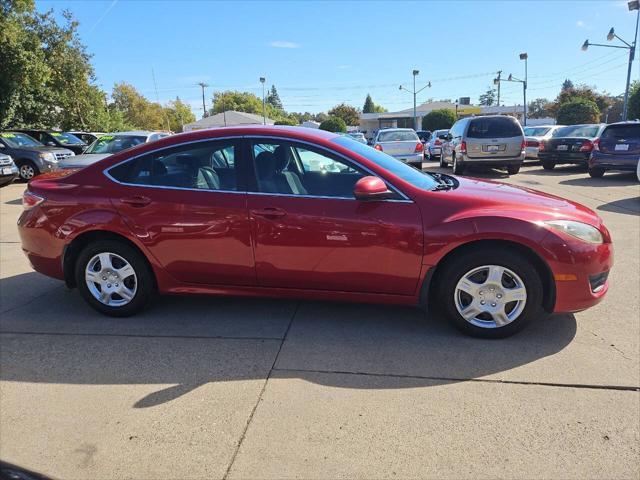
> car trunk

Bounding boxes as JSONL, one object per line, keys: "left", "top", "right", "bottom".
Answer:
{"left": 544, "top": 137, "right": 594, "bottom": 157}
{"left": 465, "top": 117, "right": 523, "bottom": 159}
{"left": 378, "top": 140, "right": 418, "bottom": 156}
{"left": 466, "top": 137, "right": 522, "bottom": 158}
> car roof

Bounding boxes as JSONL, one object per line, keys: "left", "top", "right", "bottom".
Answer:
{"left": 106, "top": 131, "right": 162, "bottom": 137}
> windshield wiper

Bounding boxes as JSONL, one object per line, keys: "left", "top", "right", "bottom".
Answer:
{"left": 424, "top": 171, "right": 455, "bottom": 190}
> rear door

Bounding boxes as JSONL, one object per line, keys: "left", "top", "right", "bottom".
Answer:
{"left": 466, "top": 117, "right": 523, "bottom": 158}
{"left": 598, "top": 124, "right": 640, "bottom": 155}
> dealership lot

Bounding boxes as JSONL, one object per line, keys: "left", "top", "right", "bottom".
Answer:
{"left": 1, "top": 165, "right": 638, "bottom": 479}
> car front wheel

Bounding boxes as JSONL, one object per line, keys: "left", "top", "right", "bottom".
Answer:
{"left": 75, "top": 240, "right": 155, "bottom": 317}
{"left": 18, "top": 161, "right": 39, "bottom": 181}
{"left": 438, "top": 248, "right": 544, "bottom": 338}
{"left": 542, "top": 161, "right": 555, "bottom": 171}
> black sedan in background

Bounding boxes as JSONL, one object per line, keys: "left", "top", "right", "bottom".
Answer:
{"left": 538, "top": 124, "right": 606, "bottom": 170}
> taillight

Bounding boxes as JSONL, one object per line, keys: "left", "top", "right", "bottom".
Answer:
{"left": 592, "top": 138, "right": 600, "bottom": 151}
{"left": 374, "top": 144, "right": 383, "bottom": 151}
{"left": 579, "top": 140, "right": 594, "bottom": 152}
{"left": 525, "top": 140, "right": 539, "bottom": 147}
{"left": 538, "top": 142, "right": 546, "bottom": 152}
{"left": 414, "top": 142, "right": 424, "bottom": 153}
{"left": 22, "top": 191, "right": 45, "bottom": 210}
{"left": 520, "top": 139, "right": 526, "bottom": 151}
{"left": 434, "top": 139, "right": 442, "bottom": 146}
{"left": 460, "top": 141, "right": 467, "bottom": 154}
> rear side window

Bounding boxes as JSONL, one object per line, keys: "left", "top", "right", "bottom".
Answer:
{"left": 601, "top": 124, "right": 640, "bottom": 140}
{"left": 467, "top": 117, "right": 522, "bottom": 138}
{"left": 378, "top": 130, "right": 419, "bottom": 142}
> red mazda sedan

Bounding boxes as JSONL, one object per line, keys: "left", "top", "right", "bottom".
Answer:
{"left": 18, "top": 126, "right": 613, "bottom": 337}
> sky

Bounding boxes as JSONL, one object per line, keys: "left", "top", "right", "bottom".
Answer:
{"left": 37, "top": 0, "right": 640, "bottom": 117}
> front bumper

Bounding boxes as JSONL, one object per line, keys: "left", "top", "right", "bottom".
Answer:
{"left": 540, "top": 232, "right": 613, "bottom": 313}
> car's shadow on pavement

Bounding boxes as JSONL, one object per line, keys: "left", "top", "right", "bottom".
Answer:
{"left": 0, "top": 272, "right": 577, "bottom": 408}
{"left": 597, "top": 196, "right": 640, "bottom": 216}
{"left": 560, "top": 172, "right": 639, "bottom": 187}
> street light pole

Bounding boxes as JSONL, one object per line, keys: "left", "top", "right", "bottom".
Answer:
{"left": 581, "top": 1, "right": 639, "bottom": 120}
{"left": 399, "top": 70, "right": 431, "bottom": 130}
{"left": 197, "top": 82, "right": 209, "bottom": 119}
{"left": 259, "top": 77, "right": 266, "bottom": 124}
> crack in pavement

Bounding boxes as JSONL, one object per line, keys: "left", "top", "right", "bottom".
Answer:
{"left": 222, "top": 301, "right": 300, "bottom": 480}
{"left": 273, "top": 367, "right": 640, "bottom": 393}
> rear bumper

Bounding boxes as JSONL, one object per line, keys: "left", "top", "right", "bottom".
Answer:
{"left": 525, "top": 146, "right": 539, "bottom": 159}
{"left": 538, "top": 152, "right": 590, "bottom": 165}
{"left": 18, "top": 206, "right": 65, "bottom": 280}
{"left": 462, "top": 153, "right": 524, "bottom": 166}
{"left": 589, "top": 153, "right": 639, "bottom": 171}
{"left": 392, "top": 153, "right": 423, "bottom": 164}
{"left": 540, "top": 232, "right": 613, "bottom": 313}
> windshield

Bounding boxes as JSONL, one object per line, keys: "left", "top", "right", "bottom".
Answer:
{"left": 552, "top": 125, "right": 600, "bottom": 138}
{"left": 50, "top": 132, "right": 86, "bottom": 145}
{"left": 378, "top": 130, "right": 419, "bottom": 142}
{"left": 524, "top": 127, "right": 551, "bottom": 136}
{"left": 333, "top": 136, "right": 438, "bottom": 190}
{"left": 85, "top": 135, "right": 147, "bottom": 153}
{"left": 0, "top": 132, "right": 43, "bottom": 148}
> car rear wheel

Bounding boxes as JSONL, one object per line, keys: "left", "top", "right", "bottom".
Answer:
{"left": 75, "top": 240, "right": 155, "bottom": 317}
{"left": 17, "top": 160, "right": 39, "bottom": 181}
{"left": 588, "top": 167, "right": 605, "bottom": 178}
{"left": 507, "top": 165, "right": 521, "bottom": 175}
{"left": 542, "top": 161, "right": 555, "bottom": 171}
{"left": 452, "top": 154, "right": 464, "bottom": 175}
{"left": 438, "top": 248, "right": 543, "bottom": 338}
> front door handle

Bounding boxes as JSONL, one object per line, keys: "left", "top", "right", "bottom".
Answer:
{"left": 120, "top": 195, "right": 151, "bottom": 207}
{"left": 250, "top": 207, "right": 287, "bottom": 218}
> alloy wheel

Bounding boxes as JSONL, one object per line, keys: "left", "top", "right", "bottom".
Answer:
{"left": 19, "top": 164, "right": 35, "bottom": 180}
{"left": 454, "top": 265, "right": 527, "bottom": 329}
{"left": 85, "top": 252, "right": 137, "bottom": 307}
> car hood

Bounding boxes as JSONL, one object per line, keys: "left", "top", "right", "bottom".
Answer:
{"left": 442, "top": 176, "right": 602, "bottom": 226}
{"left": 59, "top": 152, "right": 112, "bottom": 168}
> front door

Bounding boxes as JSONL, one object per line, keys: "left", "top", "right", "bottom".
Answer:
{"left": 109, "top": 138, "right": 255, "bottom": 286}
{"left": 246, "top": 138, "right": 423, "bottom": 295}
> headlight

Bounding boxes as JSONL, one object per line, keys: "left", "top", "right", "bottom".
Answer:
{"left": 39, "top": 152, "right": 57, "bottom": 163}
{"left": 545, "top": 220, "right": 603, "bottom": 244}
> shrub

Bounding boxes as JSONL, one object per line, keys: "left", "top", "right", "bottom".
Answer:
{"left": 274, "top": 118, "right": 298, "bottom": 126}
{"left": 556, "top": 98, "right": 600, "bottom": 125}
{"left": 422, "top": 109, "right": 457, "bottom": 131}
{"left": 319, "top": 116, "right": 347, "bottom": 133}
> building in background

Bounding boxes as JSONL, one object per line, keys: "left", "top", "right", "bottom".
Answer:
{"left": 183, "top": 111, "right": 275, "bottom": 132}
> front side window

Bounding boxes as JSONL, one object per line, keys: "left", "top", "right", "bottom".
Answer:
{"left": 252, "top": 140, "right": 371, "bottom": 198}
{"left": 109, "top": 140, "right": 239, "bottom": 191}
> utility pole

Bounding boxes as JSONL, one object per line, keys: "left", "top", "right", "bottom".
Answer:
{"left": 197, "top": 82, "right": 209, "bottom": 118}
{"left": 399, "top": 70, "right": 431, "bottom": 130}
{"left": 520, "top": 53, "right": 528, "bottom": 126}
{"left": 494, "top": 71, "right": 502, "bottom": 107}
{"left": 260, "top": 77, "right": 266, "bottom": 124}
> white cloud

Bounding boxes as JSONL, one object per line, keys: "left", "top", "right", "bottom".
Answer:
{"left": 577, "top": 20, "right": 585, "bottom": 27}
{"left": 268, "top": 41, "right": 300, "bottom": 49}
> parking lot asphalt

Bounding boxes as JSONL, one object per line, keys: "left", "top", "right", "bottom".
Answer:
{"left": 1, "top": 163, "right": 638, "bottom": 479}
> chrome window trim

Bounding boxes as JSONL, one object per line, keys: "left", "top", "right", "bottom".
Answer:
{"left": 244, "top": 135, "right": 413, "bottom": 203}
{"left": 103, "top": 134, "right": 414, "bottom": 203}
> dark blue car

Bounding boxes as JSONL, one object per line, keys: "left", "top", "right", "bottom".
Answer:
{"left": 589, "top": 122, "right": 640, "bottom": 177}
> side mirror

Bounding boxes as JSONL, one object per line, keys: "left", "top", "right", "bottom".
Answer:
{"left": 45, "top": 141, "right": 56, "bottom": 147}
{"left": 354, "top": 176, "right": 392, "bottom": 200}
{"left": 444, "top": 134, "right": 453, "bottom": 141}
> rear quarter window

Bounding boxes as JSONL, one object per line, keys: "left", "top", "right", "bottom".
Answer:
{"left": 467, "top": 117, "right": 522, "bottom": 138}
{"left": 601, "top": 124, "right": 640, "bottom": 140}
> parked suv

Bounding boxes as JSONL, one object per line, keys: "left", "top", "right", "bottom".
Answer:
{"left": 13, "top": 129, "right": 88, "bottom": 155}
{"left": 0, "top": 153, "right": 19, "bottom": 187}
{"left": 0, "top": 132, "right": 74, "bottom": 180}
{"left": 372, "top": 128, "right": 424, "bottom": 167}
{"left": 441, "top": 116, "right": 525, "bottom": 175}
{"left": 588, "top": 121, "right": 640, "bottom": 178}
{"left": 537, "top": 124, "right": 606, "bottom": 170}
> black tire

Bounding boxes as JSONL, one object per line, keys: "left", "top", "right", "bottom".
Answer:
{"left": 588, "top": 167, "right": 605, "bottom": 178}
{"left": 507, "top": 164, "right": 521, "bottom": 175}
{"left": 75, "top": 240, "right": 155, "bottom": 317}
{"left": 16, "top": 160, "right": 39, "bottom": 181}
{"left": 439, "top": 153, "right": 447, "bottom": 168}
{"left": 437, "top": 247, "right": 544, "bottom": 338}
{"left": 542, "top": 161, "right": 555, "bottom": 171}
{"left": 452, "top": 154, "right": 464, "bottom": 175}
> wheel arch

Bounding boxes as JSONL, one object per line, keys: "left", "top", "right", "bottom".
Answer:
{"left": 62, "top": 230, "right": 157, "bottom": 289}
{"left": 423, "top": 239, "right": 556, "bottom": 313}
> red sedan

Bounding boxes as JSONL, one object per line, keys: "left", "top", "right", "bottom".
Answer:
{"left": 18, "top": 126, "right": 612, "bottom": 338}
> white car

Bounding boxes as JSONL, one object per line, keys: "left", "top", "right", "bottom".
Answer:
{"left": 59, "top": 131, "right": 170, "bottom": 169}
{"left": 523, "top": 125, "right": 564, "bottom": 161}
{"left": 373, "top": 128, "right": 424, "bottom": 167}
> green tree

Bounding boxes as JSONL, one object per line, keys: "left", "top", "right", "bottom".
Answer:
{"left": 164, "top": 97, "right": 196, "bottom": 132}
{"left": 327, "top": 103, "right": 360, "bottom": 126}
{"left": 211, "top": 90, "right": 285, "bottom": 121}
{"left": 111, "top": 82, "right": 166, "bottom": 130}
{"left": 561, "top": 79, "right": 574, "bottom": 92}
{"left": 363, "top": 94, "right": 375, "bottom": 113}
{"left": 319, "top": 116, "right": 346, "bottom": 133}
{"left": 556, "top": 98, "right": 600, "bottom": 125}
{"left": 266, "top": 85, "right": 283, "bottom": 110}
{"left": 421, "top": 109, "right": 456, "bottom": 131}
{"left": 478, "top": 87, "right": 496, "bottom": 106}
{"left": 627, "top": 81, "right": 640, "bottom": 120}
{"left": 528, "top": 98, "right": 552, "bottom": 119}
{"left": 373, "top": 104, "right": 387, "bottom": 113}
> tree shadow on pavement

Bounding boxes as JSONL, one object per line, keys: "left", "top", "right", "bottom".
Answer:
{"left": 0, "top": 272, "right": 577, "bottom": 408}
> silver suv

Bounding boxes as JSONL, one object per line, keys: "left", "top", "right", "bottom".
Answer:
{"left": 441, "top": 116, "right": 525, "bottom": 175}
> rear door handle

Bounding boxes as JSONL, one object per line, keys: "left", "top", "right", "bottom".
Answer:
{"left": 120, "top": 196, "right": 151, "bottom": 207}
{"left": 250, "top": 207, "right": 287, "bottom": 218}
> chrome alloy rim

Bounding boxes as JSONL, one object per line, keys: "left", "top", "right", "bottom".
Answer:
{"left": 20, "top": 164, "right": 35, "bottom": 179}
{"left": 454, "top": 265, "right": 527, "bottom": 329}
{"left": 85, "top": 252, "right": 137, "bottom": 307}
